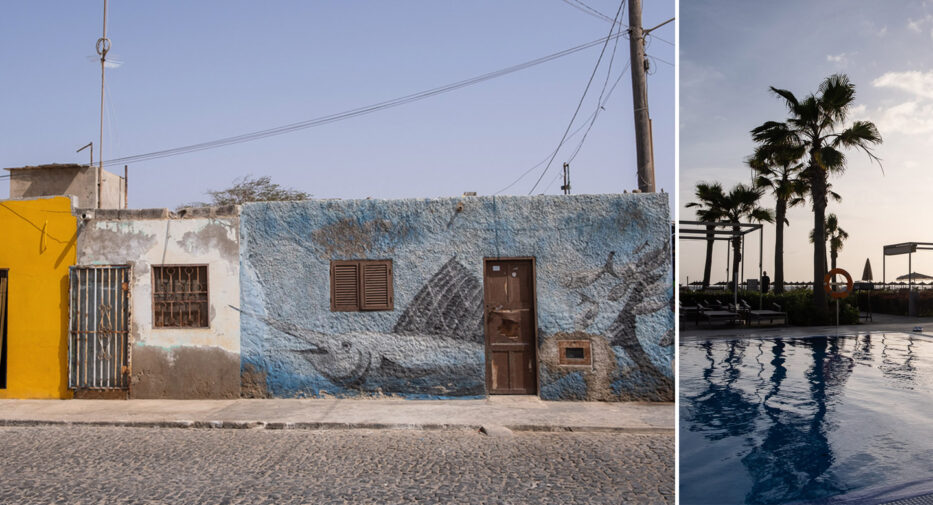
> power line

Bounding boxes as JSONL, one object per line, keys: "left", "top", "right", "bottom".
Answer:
{"left": 559, "top": 0, "right": 674, "bottom": 46}
{"left": 492, "top": 106, "right": 600, "bottom": 195}
{"left": 99, "top": 32, "right": 626, "bottom": 168}
{"left": 490, "top": 63, "right": 629, "bottom": 196}
{"left": 567, "top": 19, "right": 629, "bottom": 165}
{"left": 559, "top": 0, "right": 616, "bottom": 23}
{"left": 566, "top": 61, "right": 629, "bottom": 164}
{"left": 527, "top": 0, "right": 625, "bottom": 195}
{"left": 522, "top": 39, "right": 629, "bottom": 196}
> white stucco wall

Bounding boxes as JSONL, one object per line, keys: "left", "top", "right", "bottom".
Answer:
{"left": 75, "top": 215, "right": 240, "bottom": 352}
{"left": 74, "top": 208, "right": 241, "bottom": 398}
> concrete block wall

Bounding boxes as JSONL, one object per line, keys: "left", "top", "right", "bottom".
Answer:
{"left": 239, "top": 194, "right": 673, "bottom": 401}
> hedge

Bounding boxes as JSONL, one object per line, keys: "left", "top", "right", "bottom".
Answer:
{"left": 856, "top": 289, "right": 933, "bottom": 317}
{"left": 680, "top": 289, "right": 859, "bottom": 326}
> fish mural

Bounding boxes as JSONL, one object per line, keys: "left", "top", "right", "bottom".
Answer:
{"left": 238, "top": 194, "right": 674, "bottom": 401}
{"left": 243, "top": 257, "right": 486, "bottom": 397}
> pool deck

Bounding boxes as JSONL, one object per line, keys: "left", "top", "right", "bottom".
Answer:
{"left": 680, "top": 312, "right": 933, "bottom": 341}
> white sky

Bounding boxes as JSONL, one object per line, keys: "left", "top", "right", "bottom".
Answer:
{"left": 679, "top": 0, "right": 933, "bottom": 285}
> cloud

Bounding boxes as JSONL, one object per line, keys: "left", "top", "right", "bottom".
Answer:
{"left": 827, "top": 52, "right": 859, "bottom": 67}
{"left": 906, "top": 14, "right": 933, "bottom": 38}
{"left": 873, "top": 70, "right": 933, "bottom": 100}
{"left": 874, "top": 101, "right": 933, "bottom": 134}
{"left": 871, "top": 70, "right": 933, "bottom": 134}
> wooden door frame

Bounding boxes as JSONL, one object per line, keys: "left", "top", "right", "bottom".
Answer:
{"left": 482, "top": 257, "right": 539, "bottom": 396}
{"left": 0, "top": 268, "right": 7, "bottom": 390}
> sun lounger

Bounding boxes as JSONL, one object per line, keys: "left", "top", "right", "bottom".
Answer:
{"left": 744, "top": 303, "right": 788, "bottom": 327}
{"left": 698, "top": 302, "right": 740, "bottom": 326}
{"left": 680, "top": 305, "right": 702, "bottom": 326}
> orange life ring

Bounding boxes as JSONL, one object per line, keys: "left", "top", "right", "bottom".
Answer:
{"left": 823, "top": 268, "right": 853, "bottom": 299}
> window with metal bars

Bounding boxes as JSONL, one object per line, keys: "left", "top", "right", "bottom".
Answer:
{"left": 330, "top": 260, "right": 393, "bottom": 311}
{"left": 152, "top": 265, "right": 209, "bottom": 328}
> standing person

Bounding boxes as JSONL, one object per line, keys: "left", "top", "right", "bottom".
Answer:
{"left": 762, "top": 271, "right": 771, "bottom": 294}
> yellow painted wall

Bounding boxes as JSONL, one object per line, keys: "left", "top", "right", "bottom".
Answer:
{"left": 0, "top": 196, "right": 76, "bottom": 398}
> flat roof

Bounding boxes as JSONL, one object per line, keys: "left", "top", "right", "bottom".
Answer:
{"left": 3, "top": 163, "right": 88, "bottom": 172}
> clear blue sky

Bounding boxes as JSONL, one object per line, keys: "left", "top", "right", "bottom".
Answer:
{"left": 1, "top": 1, "right": 674, "bottom": 209}
{"left": 680, "top": 0, "right": 933, "bottom": 285}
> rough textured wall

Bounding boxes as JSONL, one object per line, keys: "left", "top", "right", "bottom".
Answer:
{"left": 0, "top": 196, "right": 77, "bottom": 399}
{"left": 240, "top": 194, "right": 673, "bottom": 401}
{"left": 75, "top": 207, "right": 241, "bottom": 399}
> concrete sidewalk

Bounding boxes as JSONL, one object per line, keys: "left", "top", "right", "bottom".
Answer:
{"left": 0, "top": 397, "right": 673, "bottom": 433}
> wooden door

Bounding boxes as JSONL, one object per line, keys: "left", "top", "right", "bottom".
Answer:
{"left": 484, "top": 259, "right": 537, "bottom": 394}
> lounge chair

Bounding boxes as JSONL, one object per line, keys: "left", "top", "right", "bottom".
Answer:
{"left": 680, "top": 305, "right": 702, "bottom": 326}
{"left": 698, "top": 302, "right": 740, "bottom": 327}
{"left": 744, "top": 302, "right": 788, "bottom": 327}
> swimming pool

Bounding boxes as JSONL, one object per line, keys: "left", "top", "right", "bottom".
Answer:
{"left": 680, "top": 333, "right": 933, "bottom": 505}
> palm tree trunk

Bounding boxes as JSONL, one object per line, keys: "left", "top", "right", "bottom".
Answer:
{"left": 824, "top": 248, "right": 829, "bottom": 276}
{"left": 810, "top": 158, "right": 829, "bottom": 317}
{"left": 774, "top": 200, "right": 786, "bottom": 294}
{"left": 732, "top": 225, "right": 742, "bottom": 293}
{"left": 831, "top": 248, "right": 837, "bottom": 271}
{"left": 703, "top": 224, "right": 715, "bottom": 289}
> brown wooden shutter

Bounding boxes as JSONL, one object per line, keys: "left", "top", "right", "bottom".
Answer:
{"left": 331, "top": 262, "right": 360, "bottom": 311}
{"left": 361, "top": 260, "right": 393, "bottom": 310}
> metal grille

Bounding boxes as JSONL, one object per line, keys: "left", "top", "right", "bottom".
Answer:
{"left": 68, "top": 266, "right": 130, "bottom": 390}
{"left": 152, "top": 265, "right": 208, "bottom": 328}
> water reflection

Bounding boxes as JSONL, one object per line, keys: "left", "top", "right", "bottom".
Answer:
{"left": 740, "top": 339, "right": 847, "bottom": 504}
{"left": 681, "top": 334, "right": 930, "bottom": 505}
{"left": 683, "top": 340, "right": 759, "bottom": 440}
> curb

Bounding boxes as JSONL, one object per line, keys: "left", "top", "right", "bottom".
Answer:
{"left": 0, "top": 419, "right": 673, "bottom": 434}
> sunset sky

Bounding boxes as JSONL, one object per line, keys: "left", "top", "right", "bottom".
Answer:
{"left": 679, "top": 0, "right": 933, "bottom": 285}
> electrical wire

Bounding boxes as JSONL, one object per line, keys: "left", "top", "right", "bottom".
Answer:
{"left": 492, "top": 106, "right": 601, "bottom": 195}
{"left": 559, "top": 0, "right": 673, "bottom": 47}
{"left": 522, "top": 56, "right": 628, "bottom": 195}
{"left": 99, "top": 32, "right": 626, "bottom": 168}
{"left": 560, "top": 0, "right": 616, "bottom": 24}
{"left": 526, "top": 0, "right": 625, "bottom": 195}
{"left": 566, "top": 19, "right": 628, "bottom": 165}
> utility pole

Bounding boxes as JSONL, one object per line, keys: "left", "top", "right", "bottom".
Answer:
{"left": 628, "top": 0, "right": 654, "bottom": 193}
{"left": 561, "top": 162, "right": 571, "bottom": 195}
{"left": 96, "top": 0, "right": 110, "bottom": 209}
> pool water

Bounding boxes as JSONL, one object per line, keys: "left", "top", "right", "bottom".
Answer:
{"left": 680, "top": 334, "right": 933, "bottom": 505}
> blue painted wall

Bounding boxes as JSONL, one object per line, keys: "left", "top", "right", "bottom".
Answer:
{"left": 239, "top": 194, "right": 673, "bottom": 400}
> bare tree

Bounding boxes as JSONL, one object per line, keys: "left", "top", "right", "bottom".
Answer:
{"left": 181, "top": 175, "right": 310, "bottom": 208}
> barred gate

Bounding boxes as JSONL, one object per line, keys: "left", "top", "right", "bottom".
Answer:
{"left": 68, "top": 266, "right": 130, "bottom": 390}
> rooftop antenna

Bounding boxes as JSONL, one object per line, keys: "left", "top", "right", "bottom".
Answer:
{"left": 96, "top": 0, "right": 110, "bottom": 209}
{"left": 77, "top": 142, "right": 93, "bottom": 166}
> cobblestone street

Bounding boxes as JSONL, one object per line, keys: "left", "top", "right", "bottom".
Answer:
{"left": 0, "top": 426, "right": 672, "bottom": 504}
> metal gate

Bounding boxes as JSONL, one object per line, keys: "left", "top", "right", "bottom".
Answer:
{"left": 68, "top": 265, "right": 130, "bottom": 390}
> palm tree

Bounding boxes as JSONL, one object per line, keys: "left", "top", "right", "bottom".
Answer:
{"left": 720, "top": 183, "right": 774, "bottom": 291}
{"left": 748, "top": 141, "right": 806, "bottom": 293}
{"left": 809, "top": 214, "right": 848, "bottom": 273}
{"left": 686, "top": 183, "right": 726, "bottom": 289}
{"left": 752, "top": 74, "right": 881, "bottom": 315}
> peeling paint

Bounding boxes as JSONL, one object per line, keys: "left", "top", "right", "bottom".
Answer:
{"left": 75, "top": 211, "right": 242, "bottom": 399}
